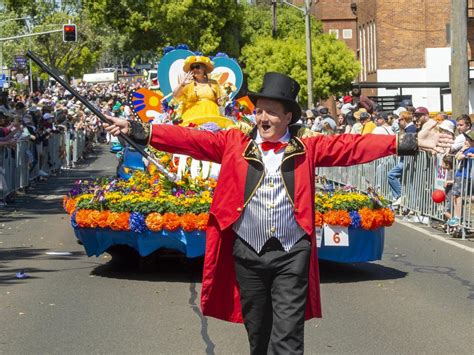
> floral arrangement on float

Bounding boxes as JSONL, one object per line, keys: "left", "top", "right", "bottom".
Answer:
{"left": 313, "top": 191, "right": 395, "bottom": 230}
{"left": 63, "top": 168, "right": 395, "bottom": 234}
{"left": 64, "top": 162, "right": 394, "bottom": 262}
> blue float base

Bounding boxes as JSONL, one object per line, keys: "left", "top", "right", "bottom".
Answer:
{"left": 317, "top": 227, "right": 384, "bottom": 263}
{"left": 74, "top": 228, "right": 206, "bottom": 258}
{"left": 74, "top": 227, "right": 384, "bottom": 263}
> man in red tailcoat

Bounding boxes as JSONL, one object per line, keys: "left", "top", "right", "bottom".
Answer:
{"left": 105, "top": 73, "right": 451, "bottom": 354}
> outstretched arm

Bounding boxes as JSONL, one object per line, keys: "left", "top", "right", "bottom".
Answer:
{"left": 306, "top": 119, "right": 452, "bottom": 167}
{"left": 103, "top": 116, "right": 227, "bottom": 164}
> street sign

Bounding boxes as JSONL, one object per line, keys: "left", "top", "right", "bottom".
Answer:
{"left": 14, "top": 56, "right": 28, "bottom": 69}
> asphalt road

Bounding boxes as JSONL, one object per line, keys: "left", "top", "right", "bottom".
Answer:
{"left": 1, "top": 144, "right": 473, "bottom": 354}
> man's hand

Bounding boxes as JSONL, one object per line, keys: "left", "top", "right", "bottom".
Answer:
{"left": 103, "top": 115, "right": 130, "bottom": 137}
{"left": 418, "top": 119, "right": 454, "bottom": 154}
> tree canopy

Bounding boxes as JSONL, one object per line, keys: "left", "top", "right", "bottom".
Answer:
{"left": 239, "top": 4, "right": 359, "bottom": 104}
{"left": 0, "top": 0, "right": 360, "bottom": 99}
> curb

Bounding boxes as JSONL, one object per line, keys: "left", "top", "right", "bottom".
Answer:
{"left": 395, "top": 218, "right": 474, "bottom": 253}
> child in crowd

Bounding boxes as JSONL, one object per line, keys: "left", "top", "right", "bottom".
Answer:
{"left": 441, "top": 155, "right": 454, "bottom": 222}
{"left": 448, "top": 131, "right": 474, "bottom": 226}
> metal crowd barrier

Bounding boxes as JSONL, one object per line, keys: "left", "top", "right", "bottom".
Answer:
{"left": 317, "top": 152, "right": 473, "bottom": 239}
{"left": 317, "top": 155, "right": 398, "bottom": 199}
{"left": 0, "top": 129, "right": 87, "bottom": 202}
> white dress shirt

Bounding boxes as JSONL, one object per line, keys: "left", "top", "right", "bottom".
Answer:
{"left": 254, "top": 129, "right": 291, "bottom": 173}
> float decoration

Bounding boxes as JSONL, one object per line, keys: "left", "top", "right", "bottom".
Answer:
{"left": 64, "top": 167, "right": 395, "bottom": 262}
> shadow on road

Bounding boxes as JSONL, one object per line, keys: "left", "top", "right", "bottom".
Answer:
{"left": 319, "top": 260, "right": 407, "bottom": 283}
{"left": 90, "top": 247, "right": 407, "bottom": 285}
{"left": 91, "top": 247, "right": 204, "bottom": 283}
{"left": 0, "top": 247, "right": 85, "bottom": 286}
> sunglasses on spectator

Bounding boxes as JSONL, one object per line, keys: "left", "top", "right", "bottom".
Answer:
{"left": 190, "top": 64, "right": 204, "bottom": 70}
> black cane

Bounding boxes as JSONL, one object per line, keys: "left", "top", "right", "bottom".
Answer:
{"left": 26, "top": 50, "right": 176, "bottom": 181}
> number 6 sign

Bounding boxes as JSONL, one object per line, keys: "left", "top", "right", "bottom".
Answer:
{"left": 323, "top": 224, "right": 349, "bottom": 247}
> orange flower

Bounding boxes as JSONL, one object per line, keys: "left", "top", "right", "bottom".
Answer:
{"left": 196, "top": 213, "right": 209, "bottom": 231}
{"left": 323, "top": 210, "right": 351, "bottom": 227}
{"left": 64, "top": 197, "right": 77, "bottom": 215}
{"left": 92, "top": 210, "right": 110, "bottom": 228}
{"left": 372, "top": 211, "right": 384, "bottom": 229}
{"left": 107, "top": 212, "right": 130, "bottom": 231}
{"left": 359, "top": 207, "right": 376, "bottom": 230}
{"left": 380, "top": 208, "right": 395, "bottom": 226}
{"left": 315, "top": 212, "right": 323, "bottom": 227}
{"left": 181, "top": 213, "right": 198, "bottom": 232}
{"left": 208, "top": 179, "right": 217, "bottom": 188}
{"left": 162, "top": 212, "right": 180, "bottom": 231}
{"left": 90, "top": 210, "right": 110, "bottom": 228}
{"left": 146, "top": 213, "right": 163, "bottom": 232}
{"left": 75, "top": 209, "right": 92, "bottom": 228}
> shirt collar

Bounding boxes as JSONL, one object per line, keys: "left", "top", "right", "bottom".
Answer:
{"left": 255, "top": 128, "right": 290, "bottom": 144}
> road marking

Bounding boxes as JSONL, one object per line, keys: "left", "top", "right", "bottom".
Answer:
{"left": 396, "top": 219, "right": 474, "bottom": 253}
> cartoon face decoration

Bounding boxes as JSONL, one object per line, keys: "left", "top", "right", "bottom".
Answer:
{"left": 157, "top": 49, "right": 243, "bottom": 100}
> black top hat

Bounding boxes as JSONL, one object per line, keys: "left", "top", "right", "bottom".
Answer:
{"left": 248, "top": 72, "right": 302, "bottom": 124}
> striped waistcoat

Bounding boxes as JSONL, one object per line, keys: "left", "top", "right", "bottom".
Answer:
{"left": 233, "top": 170, "right": 306, "bottom": 253}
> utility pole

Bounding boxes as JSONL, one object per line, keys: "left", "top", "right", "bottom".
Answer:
{"left": 451, "top": 0, "right": 469, "bottom": 116}
{"left": 280, "top": 0, "right": 314, "bottom": 108}
{"left": 304, "top": 0, "right": 314, "bottom": 109}
{"left": 272, "top": 0, "right": 277, "bottom": 38}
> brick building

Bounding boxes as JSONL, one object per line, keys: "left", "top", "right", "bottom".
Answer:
{"left": 292, "top": 0, "right": 472, "bottom": 112}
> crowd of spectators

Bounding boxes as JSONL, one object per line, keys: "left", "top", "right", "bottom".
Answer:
{"left": 0, "top": 79, "right": 147, "bottom": 206}
{"left": 299, "top": 92, "right": 473, "bottom": 230}
{"left": 2, "top": 80, "right": 473, "bottom": 231}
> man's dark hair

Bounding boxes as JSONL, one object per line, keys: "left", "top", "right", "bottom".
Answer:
{"left": 352, "top": 88, "right": 361, "bottom": 97}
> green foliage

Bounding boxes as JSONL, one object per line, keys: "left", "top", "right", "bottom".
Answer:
{"left": 0, "top": 3, "right": 103, "bottom": 80}
{"left": 83, "top": 0, "right": 243, "bottom": 61}
{"left": 311, "top": 34, "right": 361, "bottom": 99}
{"left": 2, "top": 0, "right": 359, "bottom": 99}
{"left": 241, "top": 33, "right": 360, "bottom": 104}
{"left": 240, "top": 3, "right": 322, "bottom": 43}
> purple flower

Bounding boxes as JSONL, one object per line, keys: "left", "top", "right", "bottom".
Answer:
{"left": 199, "top": 122, "right": 221, "bottom": 132}
{"left": 163, "top": 46, "right": 175, "bottom": 54}
{"left": 130, "top": 212, "right": 146, "bottom": 234}
{"left": 71, "top": 211, "right": 78, "bottom": 228}
{"left": 69, "top": 186, "right": 82, "bottom": 197}
{"left": 161, "top": 99, "right": 170, "bottom": 113}
{"left": 225, "top": 100, "right": 236, "bottom": 116}
{"left": 349, "top": 211, "right": 361, "bottom": 229}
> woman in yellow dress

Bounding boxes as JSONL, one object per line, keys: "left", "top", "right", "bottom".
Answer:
{"left": 173, "top": 55, "right": 233, "bottom": 128}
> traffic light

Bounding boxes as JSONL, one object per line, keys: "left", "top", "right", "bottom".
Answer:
{"left": 63, "top": 24, "right": 77, "bottom": 42}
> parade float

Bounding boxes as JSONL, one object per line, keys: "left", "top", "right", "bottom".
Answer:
{"left": 63, "top": 46, "right": 395, "bottom": 263}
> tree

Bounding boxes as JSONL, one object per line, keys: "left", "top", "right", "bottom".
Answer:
{"left": 239, "top": 3, "right": 322, "bottom": 44}
{"left": 83, "top": 0, "right": 243, "bottom": 63}
{"left": 28, "top": 12, "right": 102, "bottom": 79}
{"left": 0, "top": 2, "right": 103, "bottom": 80}
{"left": 241, "top": 34, "right": 360, "bottom": 105}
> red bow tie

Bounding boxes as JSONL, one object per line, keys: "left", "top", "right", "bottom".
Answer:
{"left": 260, "top": 141, "right": 288, "bottom": 153}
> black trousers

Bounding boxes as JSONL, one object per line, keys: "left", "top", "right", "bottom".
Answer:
{"left": 233, "top": 236, "right": 311, "bottom": 355}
